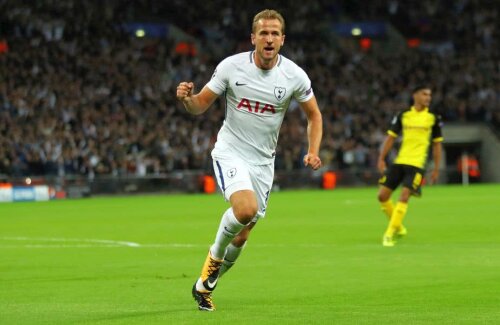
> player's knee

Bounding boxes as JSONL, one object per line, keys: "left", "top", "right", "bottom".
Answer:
{"left": 399, "top": 189, "right": 411, "bottom": 202}
{"left": 378, "top": 192, "right": 389, "bottom": 202}
{"left": 233, "top": 204, "right": 258, "bottom": 224}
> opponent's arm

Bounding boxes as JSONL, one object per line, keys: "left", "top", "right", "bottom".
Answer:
{"left": 430, "top": 141, "right": 442, "bottom": 184}
{"left": 377, "top": 135, "right": 396, "bottom": 174}
{"left": 176, "top": 82, "right": 219, "bottom": 115}
{"left": 299, "top": 96, "right": 322, "bottom": 170}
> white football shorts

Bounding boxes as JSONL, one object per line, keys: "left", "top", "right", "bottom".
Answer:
{"left": 212, "top": 156, "right": 274, "bottom": 220}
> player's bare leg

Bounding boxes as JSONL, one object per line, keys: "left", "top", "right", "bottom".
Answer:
{"left": 378, "top": 186, "right": 394, "bottom": 220}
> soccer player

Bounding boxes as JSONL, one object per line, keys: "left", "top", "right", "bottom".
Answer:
{"left": 377, "top": 85, "right": 443, "bottom": 247}
{"left": 176, "top": 9, "right": 322, "bottom": 311}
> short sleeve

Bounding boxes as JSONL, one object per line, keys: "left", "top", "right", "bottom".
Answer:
{"left": 387, "top": 112, "right": 402, "bottom": 137}
{"left": 206, "top": 59, "right": 230, "bottom": 95}
{"left": 432, "top": 114, "right": 444, "bottom": 142}
{"left": 293, "top": 68, "right": 314, "bottom": 102}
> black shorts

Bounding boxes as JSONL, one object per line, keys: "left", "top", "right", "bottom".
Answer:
{"left": 379, "top": 164, "right": 424, "bottom": 197}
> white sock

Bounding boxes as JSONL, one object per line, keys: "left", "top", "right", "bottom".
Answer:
{"left": 210, "top": 208, "right": 245, "bottom": 259}
{"left": 196, "top": 278, "right": 207, "bottom": 291}
{"left": 220, "top": 242, "right": 245, "bottom": 277}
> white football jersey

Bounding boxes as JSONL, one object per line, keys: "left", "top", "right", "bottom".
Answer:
{"left": 207, "top": 51, "right": 314, "bottom": 165}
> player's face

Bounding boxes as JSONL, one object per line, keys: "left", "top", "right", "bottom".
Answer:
{"left": 413, "top": 89, "right": 432, "bottom": 108}
{"left": 251, "top": 18, "right": 285, "bottom": 69}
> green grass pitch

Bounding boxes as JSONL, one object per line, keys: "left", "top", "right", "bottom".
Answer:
{"left": 1, "top": 184, "right": 499, "bottom": 324}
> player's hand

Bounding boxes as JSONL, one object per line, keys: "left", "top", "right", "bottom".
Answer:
{"left": 303, "top": 153, "right": 322, "bottom": 170}
{"left": 176, "top": 82, "right": 194, "bottom": 102}
{"left": 430, "top": 169, "right": 439, "bottom": 184}
{"left": 377, "top": 159, "right": 386, "bottom": 175}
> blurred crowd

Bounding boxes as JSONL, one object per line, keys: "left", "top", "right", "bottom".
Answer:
{"left": 0, "top": 0, "right": 499, "bottom": 178}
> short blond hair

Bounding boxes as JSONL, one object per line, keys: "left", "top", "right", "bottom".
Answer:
{"left": 252, "top": 9, "right": 285, "bottom": 34}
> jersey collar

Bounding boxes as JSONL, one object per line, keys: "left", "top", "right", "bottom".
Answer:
{"left": 411, "top": 106, "right": 429, "bottom": 113}
{"left": 249, "top": 51, "right": 282, "bottom": 68}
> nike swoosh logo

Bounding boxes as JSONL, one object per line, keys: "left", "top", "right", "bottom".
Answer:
{"left": 207, "top": 277, "right": 218, "bottom": 289}
{"left": 235, "top": 81, "right": 247, "bottom": 86}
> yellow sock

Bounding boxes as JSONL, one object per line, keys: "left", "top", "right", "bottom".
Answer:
{"left": 385, "top": 202, "right": 408, "bottom": 237}
{"left": 380, "top": 199, "right": 394, "bottom": 220}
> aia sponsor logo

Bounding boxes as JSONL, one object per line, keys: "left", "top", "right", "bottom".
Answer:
{"left": 237, "top": 98, "right": 275, "bottom": 114}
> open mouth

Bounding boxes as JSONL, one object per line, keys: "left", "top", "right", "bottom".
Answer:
{"left": 264, "top": 47, "right": 274, "bottom": 53}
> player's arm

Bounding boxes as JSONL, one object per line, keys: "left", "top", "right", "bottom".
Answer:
{"left": 430, "top": 141, "right": 442, "bottom": 184}
{"left": 298, "top": 96, "right": 322, "bottom": 170}
{"left": 430, "top": 114, "right": 444, "bottom": 184}
{"left": 377, "top": 135, "right": 396, "bottom": 174}
{"left": 378, "top": 112, "right": 401, "bottom": 174}
{"left": 176, "top": 82, "right": 219, "bottom": 115}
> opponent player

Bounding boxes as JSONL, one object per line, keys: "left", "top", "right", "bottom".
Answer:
{"left": 176, "top": 9, "right": 322, "bottom": 311}
{"left": 377, "top": 85, "right": 443, "bottom": 247}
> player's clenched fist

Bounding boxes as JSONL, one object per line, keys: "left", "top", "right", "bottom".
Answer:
{"left": 176, "top": 82, "right": 194, "bottom": 102}
{"left": 303, "top": 153, "right": 322, "bottom": 170}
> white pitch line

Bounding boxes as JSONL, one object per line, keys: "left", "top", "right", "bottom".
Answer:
{"left": 0, "top": 244, "right": 127, "bottom": 248}
{"left": 0, "top": 236, "right": 341, "bottom": 249}
{"left": 0, "top": 236, "right": 141, "bottom": 247}
{"left": 0, "top": 244, "right": 203, "bottom": 249}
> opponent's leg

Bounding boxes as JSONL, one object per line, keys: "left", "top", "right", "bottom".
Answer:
{"left": 378, "top": 185, "right": 407, "bottom": 244}
{"left": 383, "top": 187, "right": 410, "bottom": 247}
{"left": 381, "top": 199, "right": 407, "bottom": 237}
{"left": 378, "top": 186, "right": 394, "bottom": 220}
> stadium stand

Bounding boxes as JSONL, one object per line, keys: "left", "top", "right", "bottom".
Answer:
{"left": 1, "top": 0, "right": 498, "bottom": 181}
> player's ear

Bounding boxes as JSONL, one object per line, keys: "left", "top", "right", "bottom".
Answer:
{"left": 251, "top": 33, "right": 255, "bottom": 45}
{"left": 281, "top": 34, "right": 285, "bottom": 46}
